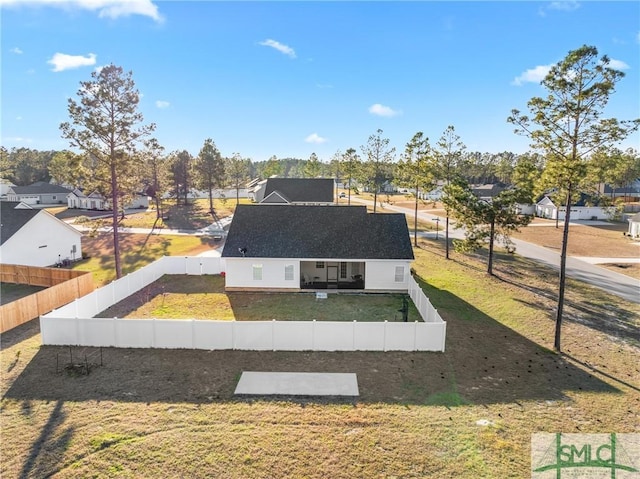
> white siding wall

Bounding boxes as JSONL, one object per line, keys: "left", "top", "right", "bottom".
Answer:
{"left": 225, "top": 258, "right": 411, "bottom": 290}
{"left": 0, "top": 212, "right": 82, "bottom": 266}
{"left": 364, "top": 260, "right": 411, "bottom": 290}
{"left": 225, "top": 258, "right": 301, "bottom": 289}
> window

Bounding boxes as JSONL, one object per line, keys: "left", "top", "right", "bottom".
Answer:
{"left": 252, "top": 264, "right": 263, "bottom": 281}
{"left": 316, "top": 261, "right": 324, "bottom": 269}
{"left": 285, "top": 264, "right": 294, "bottom": 281}
{"left": 340, "top": 262, "right": 347, "bottom": 279}
{"left": 394, "top": 266, "right": 405, "bottom": 282}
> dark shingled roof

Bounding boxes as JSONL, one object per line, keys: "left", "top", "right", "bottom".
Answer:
{"left": 0, "top": 202, "right": 40, "bottom": 245}
{"left": 262, "top": 178, "right": 334, "bottom": 203}
{"left": 10, "top": 182, "right": 72, "bottom": 195}
{"left": 222, "top": 205, "right": 414, "bottom": 260}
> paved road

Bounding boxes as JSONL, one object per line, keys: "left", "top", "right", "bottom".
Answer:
{"left": 351, "top": 198, "right": 640, "bottom": 304}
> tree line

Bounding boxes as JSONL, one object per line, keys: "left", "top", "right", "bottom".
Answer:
{"left": 1, "top": 46, "right": 638, "bottom": 351}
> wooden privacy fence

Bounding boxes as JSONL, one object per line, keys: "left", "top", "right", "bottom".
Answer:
{"left": 1, "top": 265, "right": 94, "bottom": 333}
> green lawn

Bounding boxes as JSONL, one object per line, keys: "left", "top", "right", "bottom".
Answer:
{"left": 95, "top": 275, "right": 419, "bottom": 322}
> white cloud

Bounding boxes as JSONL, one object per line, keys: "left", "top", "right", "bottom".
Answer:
{"left": 10, "top": 47, "right": 23, "bottom": 54}
{"left": 607, "top": 58, "right": 630, "bottom": 70}
{"left": 1, "top": 0, "right": 163, "bottom": 22}
{"left": 16, "top": 116, "right": 23, "bottom": 121}
{"left": 155, "top": 100, "right": 170, "bottom": 109}
{"left": 368, "top": 103, "right": 401, "bottom": 117}
{"left": 2, "top": 136, "right": 33, "bottom": 143}
{"left": 259, "top": 39, "right": 296, "bottom": 58}
{"left": 538, "top": 1, "right": 580, "bottom": 16}
{"left": 511, "top": 64, "right": 552, "bottom": 86}
{"left": 548, "top": 1, "right": 580, "bottom": 12}
{"left": 305, "top": 133, "right": 327, "bottom": 144}
{"left": 48, "top": 52, "right": 96, "bottom": 72}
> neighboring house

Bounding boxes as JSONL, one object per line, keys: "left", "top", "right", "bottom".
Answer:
{"left": 535, "top": 194, "right": 614, "bottom": 220}
{"left": 250, "top": 179, "right": 269, "bottom": 202}
{"left": 0, "top": 202, "right": 82, "bottom": 267}
{"left": 67, "top": 189, "right": 150, "bottom": 210}
{"left": 470, "top": 183, "right": 507, "bottom": 201}
{"left": 599, "top": 180, "right": 640, "bottom": 201}
{"left": 628, "top": 213, "right": 640, "bottom": 239}
{"left": 6, "top": 181, "right": 72, "bottom": 205}
{"left": 67, "top": 189, "right": 109, "bottom": 210}
{"left": 0, "top": 179, "right": 16, "bottom": 199}
{"left": 222, "top": 204, "right": 414, "bottom": 291}
{"left": 259, "top": 178, "right": 335, "bottom": 205}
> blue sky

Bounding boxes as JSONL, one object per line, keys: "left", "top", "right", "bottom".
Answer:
{"left": 2, "top": 1, "right": 639, "bottom": 162}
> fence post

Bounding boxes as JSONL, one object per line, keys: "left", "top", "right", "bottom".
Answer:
{"left": 272, "top": 319, "right": 276, "bottom": 351}
{"left": 312, "top": 319, "right": 316, "bottom": 351}
{"left": 383, "top": 320, "right": 387, "bottom": 352}
{"left": 352, "top": 320, "right": 356, "bottom": 351}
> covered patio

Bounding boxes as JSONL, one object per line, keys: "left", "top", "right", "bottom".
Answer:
{"left": 300, "top": 261, "right": 365, "bottom": 290}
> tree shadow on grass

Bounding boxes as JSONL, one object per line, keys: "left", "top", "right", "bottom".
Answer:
{"left": 16, "top": 400, "right": 74, "bottom": 479}
{"left": 4, "top": 284, "right": 620, "bottom": 407}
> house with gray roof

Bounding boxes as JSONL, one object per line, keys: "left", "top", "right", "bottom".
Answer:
{"left": 6, "top": 181, "right": 72, "bottom": 206}
{"left": 222, "top": 204, "right": 413, "bottom": 291}
{"left": 256, "top": 178, "right": 335, "bottom": 204}
{"left": 0, "top": 202, "right": 82, "bottom": 267}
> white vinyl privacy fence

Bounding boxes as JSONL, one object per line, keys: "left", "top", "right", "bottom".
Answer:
{"left": 41, "top": 256, "right": 446, "bottom": 352}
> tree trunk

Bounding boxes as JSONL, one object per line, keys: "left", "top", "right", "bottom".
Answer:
{"left": 111, "top": 162, "right": 122, "bottom": 279}
{"left": 208, "top": 186, "right": 214, "bottom": 214}
{"left": 445, "top": 214, "right": 450, "bottom": 259}
{"left": 554, "top": 188, "right": 572, "bottom": 352}
{"left": 373, "top": 186, "right": 378, "bottom": 213}
{"left": 487, "top": 217, "right": 495, "bottom": 275}
{"left": 414, "top": 183, "right": 419, "bottom": 247}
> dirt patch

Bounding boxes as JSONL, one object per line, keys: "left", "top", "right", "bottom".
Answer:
{"left": 599, "top": 262, "right": 640, "bottom": 280}
{"left": 0, "top": 283, "right": 46, "bottom": 305}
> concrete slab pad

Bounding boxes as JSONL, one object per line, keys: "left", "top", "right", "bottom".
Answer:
{"left": 234, "top": 371, "right": 359, "bottom": 397}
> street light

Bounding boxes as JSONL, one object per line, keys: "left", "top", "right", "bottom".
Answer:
{"left": 432, "top": 218, "right": 440, "bottom": 240}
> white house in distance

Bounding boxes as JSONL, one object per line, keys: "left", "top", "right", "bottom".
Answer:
{"left": 535, "top": 194, "right": 614, "bottom": 221}
{"left": 67, "top": 189, "right": 150, "bottom": 211}
{"left": 6, "top": 181, "right": 72, "bottom": 206}
{"left": 0, "top": 202, "right": 82, "bottom": 267}
{"left": 222, "top": 204, "right": 414, "bottom": 291}
{"left": 628, "top": 212, "right": 640, "bottom": 239}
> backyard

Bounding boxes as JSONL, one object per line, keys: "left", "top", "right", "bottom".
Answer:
{"left": 1, "top": 237, "right": 638, "bottom": 478}
{"left": 95, "top": 275, "right": 420, "bottom": 322}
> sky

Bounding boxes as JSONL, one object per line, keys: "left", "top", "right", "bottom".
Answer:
{"left": 1, "top": 0, "right": 639, "bottom": 163}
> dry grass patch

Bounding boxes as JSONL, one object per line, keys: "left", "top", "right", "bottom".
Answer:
{"left": 513, "top": 221, "right": 637, "bottom": 257}
{"left": 1, "top": 241, "right": 638, "bottom": 479}
{"left": 598, "top": 262, "right": 640, "bottom": 280}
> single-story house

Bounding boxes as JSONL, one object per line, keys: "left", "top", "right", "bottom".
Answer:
{"left": 0, "top": 202, "right": 82, "bottom": 267}
{"left": 628, "top": 212, "right": 640, "bottom": 238}
{"left": 222, "top": 204, "right": 414, "bottom": 291}
{"left": 535, "top": 195, "right": 614, "bottom": 220}
{"left": 471, "top": 183, "right": 507, "bottom": 201}
{"left": 67, "top": 189, "right": 109, "bottom": 210}
{"left": 599, "top": 180, "right": 640, "bottom": 201}
{"left": 258, "top": 178, "right": 335, "bottom": 205}
{"left": 6, "top": 181, "right": 72, "bottom": 205}
{"left": 67, "top": 189, "right": 150, "bottom": 210}
{"left": 0, "top": 179, "right": 16, "bottom": 198}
